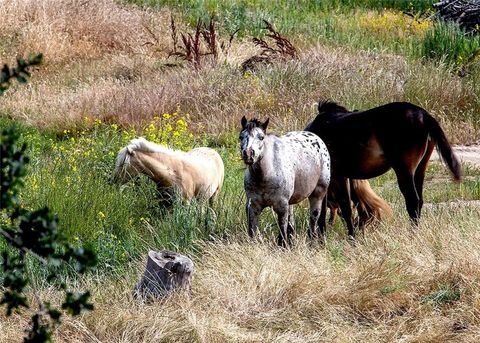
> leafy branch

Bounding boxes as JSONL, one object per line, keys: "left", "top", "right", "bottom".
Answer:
{"left": 0, "top": 54, "right": 43, "bottom": 95}
{"left": 1, "top": 55, "right": 97, "bottom": 343}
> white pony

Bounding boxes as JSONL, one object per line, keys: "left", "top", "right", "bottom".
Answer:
{"left": 240, "top": 116, "right": 331, "bottom": 247}
{"left": 114, "top": 138, "right": 224, "bottom": 205}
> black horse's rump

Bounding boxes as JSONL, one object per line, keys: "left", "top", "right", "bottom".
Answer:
{"left": 306, "top": 100, "right": 461, "bottom": 238}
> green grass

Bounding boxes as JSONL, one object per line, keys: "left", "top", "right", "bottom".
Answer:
{"left": 422, "top": 21, "right": 480, "bottom": 71}
{"left": 3, "top": 117, "right": 479, "bottom": 276}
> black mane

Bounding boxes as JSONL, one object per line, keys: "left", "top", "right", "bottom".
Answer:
{"left": 317, "top": 100, "right": 350, "bottom": 115}
{"left": 243, "top": 118, "right": 264, "bottom": 132}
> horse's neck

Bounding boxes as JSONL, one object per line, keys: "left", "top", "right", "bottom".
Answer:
{"left": 136, "top": 151, "right": 180, "bottom": 186}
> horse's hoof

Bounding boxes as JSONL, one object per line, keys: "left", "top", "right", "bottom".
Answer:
{"left": 276, "top": 237, "right": 291, "bottom": 249}
{"left": 347, "top": 235, "right": 356, "bottom": 245}
{"left": 320, "top": 236, "right": 327, "bottom": 247}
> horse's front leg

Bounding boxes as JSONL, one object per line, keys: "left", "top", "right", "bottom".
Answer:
{"left": 287, "top": 205, "right": 295, "bottom": 237}
{"left": 274, "top": 202, "right": 291, "bottom": 248}
{"left": 246, "top": 199, "right": 262, "bottom": 239}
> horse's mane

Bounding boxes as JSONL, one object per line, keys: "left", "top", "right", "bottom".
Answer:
{"left": 244, "top": 118, "right": 264, "bottom": 131}
{"left": 318, "top": 100, "right": 350, "bottom": 114}
{"left": 127, "top": 137, "right": 183, "bottom": 155}
{"left": 114, "top": 137, "right": 184, "bottom": 174}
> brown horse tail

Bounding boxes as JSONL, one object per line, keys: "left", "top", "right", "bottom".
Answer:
{"left": 351, "top": 179, "right": 392, "bottom": 223}
{"left": 424, "top": 112, "right": 462, "bottom": 181}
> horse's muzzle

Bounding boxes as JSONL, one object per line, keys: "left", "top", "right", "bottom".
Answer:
{"left": 242, "top": 150, "right": 255, "bottom": 165}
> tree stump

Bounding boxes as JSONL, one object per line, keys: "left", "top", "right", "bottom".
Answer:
{"left": 133, "top": 250, "right": 194, "bottom": 300}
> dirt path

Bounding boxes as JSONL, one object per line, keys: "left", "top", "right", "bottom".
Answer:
{"left": 431, "top": 145, "right": 480, "bottom": 168}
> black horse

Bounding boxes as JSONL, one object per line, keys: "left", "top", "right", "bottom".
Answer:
{"left": 305, "top": 100, "right": 462, "bottom": 238}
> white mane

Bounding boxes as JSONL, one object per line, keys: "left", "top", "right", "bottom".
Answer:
{"left": 129, "top": 137, "right": 181, "bottom": 154}
{"left": 114, "top": 137, "right": 184, "bottom": 174}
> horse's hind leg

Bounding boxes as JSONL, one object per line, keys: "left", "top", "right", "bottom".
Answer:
{"left": 308, "top": 184, "right": 328, "bottom": 243}
{"left": 329, "top": 206, "right": 338, "bottom": 225}
{"left": 414, "top": 141, "right": 435, "bottom": 217}
{"left": 394, "top": 167, "right": 420, "bottom": 224}
{"left": 287, "top": 205, "right": 295, "bottom": 237}
{"left": 332, "top": 177, "right": 355, "bottom": 239}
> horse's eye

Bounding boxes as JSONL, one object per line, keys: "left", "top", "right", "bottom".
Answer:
{"left": 259, "top": 135, "right": 264, "bottom": 141}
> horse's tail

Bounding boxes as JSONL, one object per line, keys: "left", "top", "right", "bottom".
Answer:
{"left": 424, "top": 112, "right": 462, "bottom": 181}
{"left": 351, "top": 179, "right": 392, "bottom": 223}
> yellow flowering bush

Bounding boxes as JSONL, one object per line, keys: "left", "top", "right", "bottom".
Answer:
{"left": 358, "top": 10, "right": 431, "bottom": 39}
{"left": 143, "top": 112, "right": 194, "bottom": 150}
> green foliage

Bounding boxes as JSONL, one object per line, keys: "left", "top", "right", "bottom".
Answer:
{"left": 125, "top": 0, "right": 433, "bottom": 38}
{"left": 0, "top": 125, "right": 97, "bottom": 343}
{"left": 0, "top": 54, "right": 43, "bottom": 95}
{"left": 3, "top": 115, "right": 243, "bottom": 272}
{"left": 422, "top": 283, "right": 461, "bottom": 307}
{"left": 422, "top": 21, "right": 480, "bottom": 71}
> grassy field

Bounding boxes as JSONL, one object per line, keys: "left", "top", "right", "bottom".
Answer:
{"left": 1, "top": 0, "right": 480, "bottom": 341}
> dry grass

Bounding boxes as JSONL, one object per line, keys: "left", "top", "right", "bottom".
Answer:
{"left": 2, "top": 43, "right": 479, "bottom": 143}
{"left": 2, "top": 205, "right": 480, "bottom": 342}
{"left": 1, "top": 0, "right": 479, "bottom": 143}
{"left": 0, "top": 0, "right": 174, "bottom": 64}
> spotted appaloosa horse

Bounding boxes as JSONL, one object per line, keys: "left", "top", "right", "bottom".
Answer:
{"left": 240, "top": 116, "right": 331, "bottom": 247}
{"left": 305, "top": 100, "right": 462, "bottom": 238}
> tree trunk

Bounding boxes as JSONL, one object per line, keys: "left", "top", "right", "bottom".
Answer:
{"left": 133, "top": 250, "right": 194, "bottom": 300}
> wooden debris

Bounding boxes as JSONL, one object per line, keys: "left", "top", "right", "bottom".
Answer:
{"left": 434, "top": 0, "right": 480, "bottom": 34}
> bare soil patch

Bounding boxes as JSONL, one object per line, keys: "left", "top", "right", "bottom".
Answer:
{"left": 431, "top": 145, "right": 480, "bottom": 168}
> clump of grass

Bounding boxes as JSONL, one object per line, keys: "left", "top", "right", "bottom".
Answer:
{"left": 0, "top": 0, "right": 173, "bottom": 64}
{"left": 422, "top": 21, "right": 480, "bottom": 73}
{"left": 2, "top": 42, "right": 479, "bottom": 143}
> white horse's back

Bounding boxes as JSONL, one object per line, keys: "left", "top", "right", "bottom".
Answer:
{"left": 114, "top": 138, "right": 224, "bottom": 202}
{"left": 281, "top": 131, "right": 330, "bottom": 203}
{"left": 187, "top": 147, "right": 224, "bottom": 200}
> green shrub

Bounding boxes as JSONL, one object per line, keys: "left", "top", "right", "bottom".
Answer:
{"left": 422, "top": 21, "right": 480, "bottom": 70}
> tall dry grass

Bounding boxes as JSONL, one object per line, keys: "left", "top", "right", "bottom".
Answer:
{"left": 0, "top": 0, "right": 173, "bottom": 63}
{"left": 2, "top": 43, "right": 479, "bottom": 143}
{"left": 2, "top": 204, "right": 480, "bottom": 342}
{"left": 1, "top": 0, "right": 478, "bottom": 143}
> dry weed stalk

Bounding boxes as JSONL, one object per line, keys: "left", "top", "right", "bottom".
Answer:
{"left": 242, "top": 20, "right": 298, "bottom": 72}
{"left": 169, "top": 15, "right": 238, "bottom": 69}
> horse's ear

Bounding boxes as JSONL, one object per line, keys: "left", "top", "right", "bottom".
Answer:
{"left": 127, "top": 146, "right": 135, "bottom": 155}
{"left": 261, "top": 118, "right": 269, "bottom": 131}
{"left": 241, "top": 115, "right": 247, "bottom": 129}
